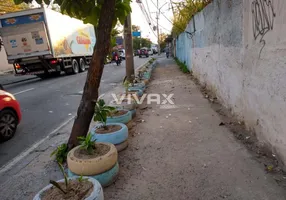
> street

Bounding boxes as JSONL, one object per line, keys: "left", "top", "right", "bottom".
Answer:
{"left": 0, "top": 57, "right": 150, "bottom": 168}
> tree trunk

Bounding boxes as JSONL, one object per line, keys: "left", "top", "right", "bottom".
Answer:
{"left": 67, "top": 0, "right": 116, "bottom": 149}
{"left": 124, "top": 14, "right": 135, "bottom": 81}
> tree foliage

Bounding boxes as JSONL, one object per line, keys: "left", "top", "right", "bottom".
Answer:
{"left": 0, "top": 0, "right": 29, "bottom": 13}
{"left": 133, "top": 37, "right": 151, "bottom": 50}
{"left": 159, "top": 33, "right": 168, "bottom": 50}
{"left": 132, "top": 25, "right": 140, "bottom": 32}
{"left": 171, "top": 0, "right": 212, "bottom": 36}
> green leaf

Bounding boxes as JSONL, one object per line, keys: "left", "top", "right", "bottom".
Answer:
{"left": 58, "top": 162, "right": 68, "bottom": 188}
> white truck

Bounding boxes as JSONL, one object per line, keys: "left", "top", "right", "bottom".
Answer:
{"left": 0, "top": 8, "right": 96, "bottom": 78}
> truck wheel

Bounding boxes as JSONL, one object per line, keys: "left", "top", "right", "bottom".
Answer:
{"left": 72, "top": 59, "right": 79, "bottom": 74}
{"left": 79, "top": 58, "right": 86, "bottom": 72}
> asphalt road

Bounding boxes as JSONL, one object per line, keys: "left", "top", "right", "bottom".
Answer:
{"left": 0, "top": 57, "right": 150, "bottom": 168}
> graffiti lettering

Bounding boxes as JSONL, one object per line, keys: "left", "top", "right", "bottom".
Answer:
{"left": 252, "top": 0, "right": 276, "bottom": 55}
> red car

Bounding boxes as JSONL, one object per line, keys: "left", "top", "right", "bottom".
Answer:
{"left": 0, "top": 86, "right": 21, "bottom": 141}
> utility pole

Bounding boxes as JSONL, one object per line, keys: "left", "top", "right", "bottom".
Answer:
{"left": 156, "top": 0, "right": 160, "bottom": 55}
{"left": 124, "top": 14, "right": 135, "bottom": 81}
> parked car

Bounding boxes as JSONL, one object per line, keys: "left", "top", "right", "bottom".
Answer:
{"left": 139, "top": 48, "right": 149, "bottom": 58}
{"left": 0, "top": 86, "right": 21, "bottom": 141}
{"left": 148, "top": 49, "right": 153, "bottom": 55}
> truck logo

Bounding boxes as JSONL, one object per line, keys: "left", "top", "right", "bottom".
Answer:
{"left": 5, "top": 18, "right": 16, "bottom": 25}
{"left": 29, "top": 15, "right": 41, "bottom": 21}
{"left": 76, "top": 36, "right": 91, "bottom": 45}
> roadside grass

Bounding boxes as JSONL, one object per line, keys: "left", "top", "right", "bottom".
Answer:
{"left": 174, "top": 57, "right": 190, "bottom": 73}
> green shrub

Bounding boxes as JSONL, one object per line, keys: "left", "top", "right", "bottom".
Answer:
{"left": 174, "top": 57, "right": 190, "bottom": 73}
{"left": 50, "top": 143, "right": 68, "bottom": 164}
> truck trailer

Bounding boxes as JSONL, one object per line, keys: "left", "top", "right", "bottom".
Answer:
{"left": 0, "top": 8, "right": 96, "bottom": 78}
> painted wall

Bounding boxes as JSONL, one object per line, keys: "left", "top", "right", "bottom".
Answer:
{"left": 176, "top": 0, "right": 286, "bottom": 164}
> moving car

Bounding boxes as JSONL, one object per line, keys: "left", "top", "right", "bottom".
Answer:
{"left": 139, "top": 48, "right": 149, "bottom": 58}
{"left": 0, "top": 85, "right": 21, "bottom": 141}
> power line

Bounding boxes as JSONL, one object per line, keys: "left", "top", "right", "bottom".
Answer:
{"left": 136, "top": 2, "right": 157, "bottom": 38}
{"left": 145, "top": 0, "right": 152, "bottom": 20}
{"left": 150, "top": 17, "right": 171, "bottom": 32}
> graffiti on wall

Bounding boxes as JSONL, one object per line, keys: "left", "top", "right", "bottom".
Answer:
{"left": 252, "top": 0, "right": 276, "bottom": 55}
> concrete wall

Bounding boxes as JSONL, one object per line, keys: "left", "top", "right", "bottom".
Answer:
{"left": 176, "top": 0, "right": 286, "bottom": 164}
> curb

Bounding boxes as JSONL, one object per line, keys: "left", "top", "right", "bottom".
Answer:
{"left": 2, "top": 76, "right": 38, "bottom": 86}
{"left": 135, "top": 57, "right": 153, "bottom": 73}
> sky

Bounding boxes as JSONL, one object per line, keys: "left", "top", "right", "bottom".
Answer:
{"left": 131, "top": 0, "right": 174, "bottom": 44}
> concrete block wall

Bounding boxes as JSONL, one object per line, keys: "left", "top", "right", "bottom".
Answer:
{"left": 176, "top": 0, "right": 286, "bottom": 164}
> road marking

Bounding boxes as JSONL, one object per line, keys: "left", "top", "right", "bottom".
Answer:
{"left": 0, "top": 115, "right": 75, "bottom": 175}
{"left": 13, "top": 88, "right": 35, "bottom": 96}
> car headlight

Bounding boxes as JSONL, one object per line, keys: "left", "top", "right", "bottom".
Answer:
{"left": 5, "top": 92, "right": 16, "bottom": 100}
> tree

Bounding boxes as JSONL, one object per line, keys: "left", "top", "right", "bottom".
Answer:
{"left": 159, "top": 33, "right": 168, "bottom": 50}
{"left": 0, "top": 0, "right": 28, "bottom": 13}
{"left": 133, "top": 37, "right": 151, "bottom": 50}
{"left": 171, "top": 0, "right": 211, "bottom": 36}
{"left": 14, "top": 0, "right": 132, "bottom": 149}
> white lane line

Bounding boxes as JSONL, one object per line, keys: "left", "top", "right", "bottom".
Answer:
{"left": 0, "top": 115, "right": 75, "bottom": 175}
{"left": 13, "top": 88, "right": 35, "bottom": 96}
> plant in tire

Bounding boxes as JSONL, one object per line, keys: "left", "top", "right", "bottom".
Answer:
{"left": 94, "top": 99, "right": 116, "bottom": 129}
{"left": 33, "top": 162, "right": 103, "bottom": 200}
{"left": 67, "top": 133, "right": 118, "bottom": 176}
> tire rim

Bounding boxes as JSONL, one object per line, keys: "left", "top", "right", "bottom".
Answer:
{"left": 0, "top": 113, "right": 16, "bottom": 137}
{"left": 80, "top": 60, "right": 85, "bottom": 71}
{"left": 73, "top": 61, "right": 79, "bottom": 73}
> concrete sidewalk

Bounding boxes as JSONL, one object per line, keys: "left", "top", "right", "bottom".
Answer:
{"left": 104, "top": 58, "right": 286, "bottom": 200}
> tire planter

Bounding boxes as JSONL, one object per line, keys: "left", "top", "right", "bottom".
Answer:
{"left": 91, "top": 123, "right": 128, "bottom": 145}
{"left": 67, "top": 142, "right": 118, "bottom": 176}
{"left": 128, "top": 88, "right": 143, "bottom": 97}
{"left": 130, "top": 83, "right": 146, "bottom": 91}
{"left": 143, "top": 71, "right": 151, "bottom": 79}
{"left": 68, "top": 162, "right": 119, "bottom": 188}
{"left": 115, "top": 139, "right": 128, "bottom": 152}
{"left": 129, "top": 85, "right": 146, "bottom": 92}
{"left": 33, "top": 177, "right": 103, "bottom": 200}
{"left": 109, "top": 98, "right": 137, "bottom": 111}
{"left": 142, "top": 79, "right": 149, "bottom": 85}
{"left": 130, "top": 109, "right": 136, "bottom": 118}
{"left": 107, "top": 109, "right": 132, "bottom": 124}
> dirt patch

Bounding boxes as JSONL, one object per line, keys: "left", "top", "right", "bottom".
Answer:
{"left": 110, "top": 110, "right": 128, "bottom": 117}
{"left": 41, "top": 179, "right": 93, "bottom": 200}
{"left": 96, "top": 125, "right": 122, "bottom": 134}
{"left": 190, "top": 73, "right": 286, "bottom": 188}
{"left": 74, "top": 143, "right": 110, "bottom": 159}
